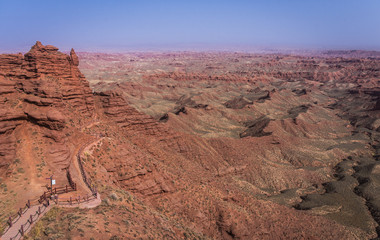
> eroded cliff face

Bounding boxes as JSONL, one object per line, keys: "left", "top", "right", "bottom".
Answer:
{"left": 0, "top": 41, "right": 94, "bottom": 177}
{"left": 97, "top": 90, "right": 160, "bottom": 135}
{"left": 79, "top": 51, "right": 380, "bottom": 239}
{"left": 84, "top": 89, "right": 374, "bottom": 239}
{"left": 1, "top": 45, "right": 379, "bottom": 239}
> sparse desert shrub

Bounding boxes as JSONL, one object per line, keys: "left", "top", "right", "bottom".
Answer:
{"left": 122, "top": 219, "right": 130, "bottom": 227}
{"left": 0, "top": 225, "right": 4, "bottom": 236}
{"left": 43, "top": 226, "right": 55, "bottom": 236}
{"left": 28, "top": 220, "right": 44, "bottom": 239}
{"left": 109, "top": 192, "right": 119, "bottom": 201}
{"left": 63, "top": 213, "right": 81, "bottom": 221}
{"left": 44, "top": 207, "right": 60, "bottom": 221}
{"left": 102, "top": 198, "right": 110, "bottom": 206}
{"left": 47, "top": 233, "right": 64, "bottom": 240}
{"left": 85, "top": 223, "right": 95, "bottom": 228}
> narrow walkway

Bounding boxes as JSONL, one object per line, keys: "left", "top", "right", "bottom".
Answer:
{"left": 1, "top": 204, "right": 52, "bottom": 240}
{"left": 1, "top": 121, "right": 103, "bottom": 240}
{"left": 59, "top": 193, "right": 101, "bottom": 209}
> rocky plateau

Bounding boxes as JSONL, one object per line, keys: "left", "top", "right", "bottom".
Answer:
{"left": 0, "top": 43, "right": 379, "bottom": 239}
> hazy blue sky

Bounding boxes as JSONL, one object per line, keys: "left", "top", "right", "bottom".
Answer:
{"left": 1, "top": 0, "right": 380, "bottom": 52}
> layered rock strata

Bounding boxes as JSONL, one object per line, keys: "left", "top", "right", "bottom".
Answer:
{"left": 0, "top": 41, "right": 95, "bottom": 175}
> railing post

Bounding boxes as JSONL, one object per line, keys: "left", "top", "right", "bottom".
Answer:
{"left": 55, "top": 187, "right": 57, "bottom": 194}
{"left": 78, "top": 195, "right": 80, "bottom": 204}
{"left": 66, "top": 185, "right": 68, "bottom": 193}
{"left": 38, "top": 206, "right": 41, "bottom": 214}
{"left": 8, "top": 216, "right": 12, "bottom": 227}
{"left": 47, "top": 199, "right": 50, "bottom": 206}
{"left": 27, "top": 200, "right": 30, "bottom": 208}
{"left": 70, "top": 197, "right": 72, "bottom": 205}
{"left": 30, "top": 215, "right": 33, "bottom": 224}
{"left": 18, "top": 208, "right": 22, "bottom": 216}
{"left": 20, "top": 225, "right": 24, "bottom": 236}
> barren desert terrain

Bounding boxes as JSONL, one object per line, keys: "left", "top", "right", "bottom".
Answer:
{"left": 0, "top": 42, "right": 379, "bottom": 239}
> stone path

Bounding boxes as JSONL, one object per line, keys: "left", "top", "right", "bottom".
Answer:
{"left": 58, "top": 193, "right": 101, "bottom": 209}
{"left": 1, "top": 122, "right": 102, "bottom": 240}
{"left": 1, "top": 204, "right": 52, "bottom": 240}
{"left": 0, "top": 194, "right": 100, "bottom": 239}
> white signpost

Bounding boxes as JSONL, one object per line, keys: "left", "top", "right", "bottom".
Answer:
{"left": 46, "top": 175, "right": 55, "bottom": 191}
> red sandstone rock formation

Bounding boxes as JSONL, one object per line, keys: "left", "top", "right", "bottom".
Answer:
{"left": 97, "top": 90, "right": 159, "bottom": 135}
{"left": 1, "top": 46, "right": 379, "bottom": 239}
{"left": 0, "top": 41, "right": 95, "bottom": 176}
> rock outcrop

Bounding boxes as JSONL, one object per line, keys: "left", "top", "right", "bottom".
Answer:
{"left": 0, "top": 41, "right": 95, "bottom": 175}
{"left": 97, "top": 90, "right": 159, "bottom": 135}
{"left": 0, "top": 107, "right": 25, "bottom": 172}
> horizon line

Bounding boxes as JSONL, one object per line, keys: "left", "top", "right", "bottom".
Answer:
{"left": 1, "top": 42, "right": 380, "bottom": 59}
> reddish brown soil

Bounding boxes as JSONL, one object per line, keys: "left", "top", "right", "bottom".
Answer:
{"left": 1, "top": 43, "right": 380, "bottom": 239}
